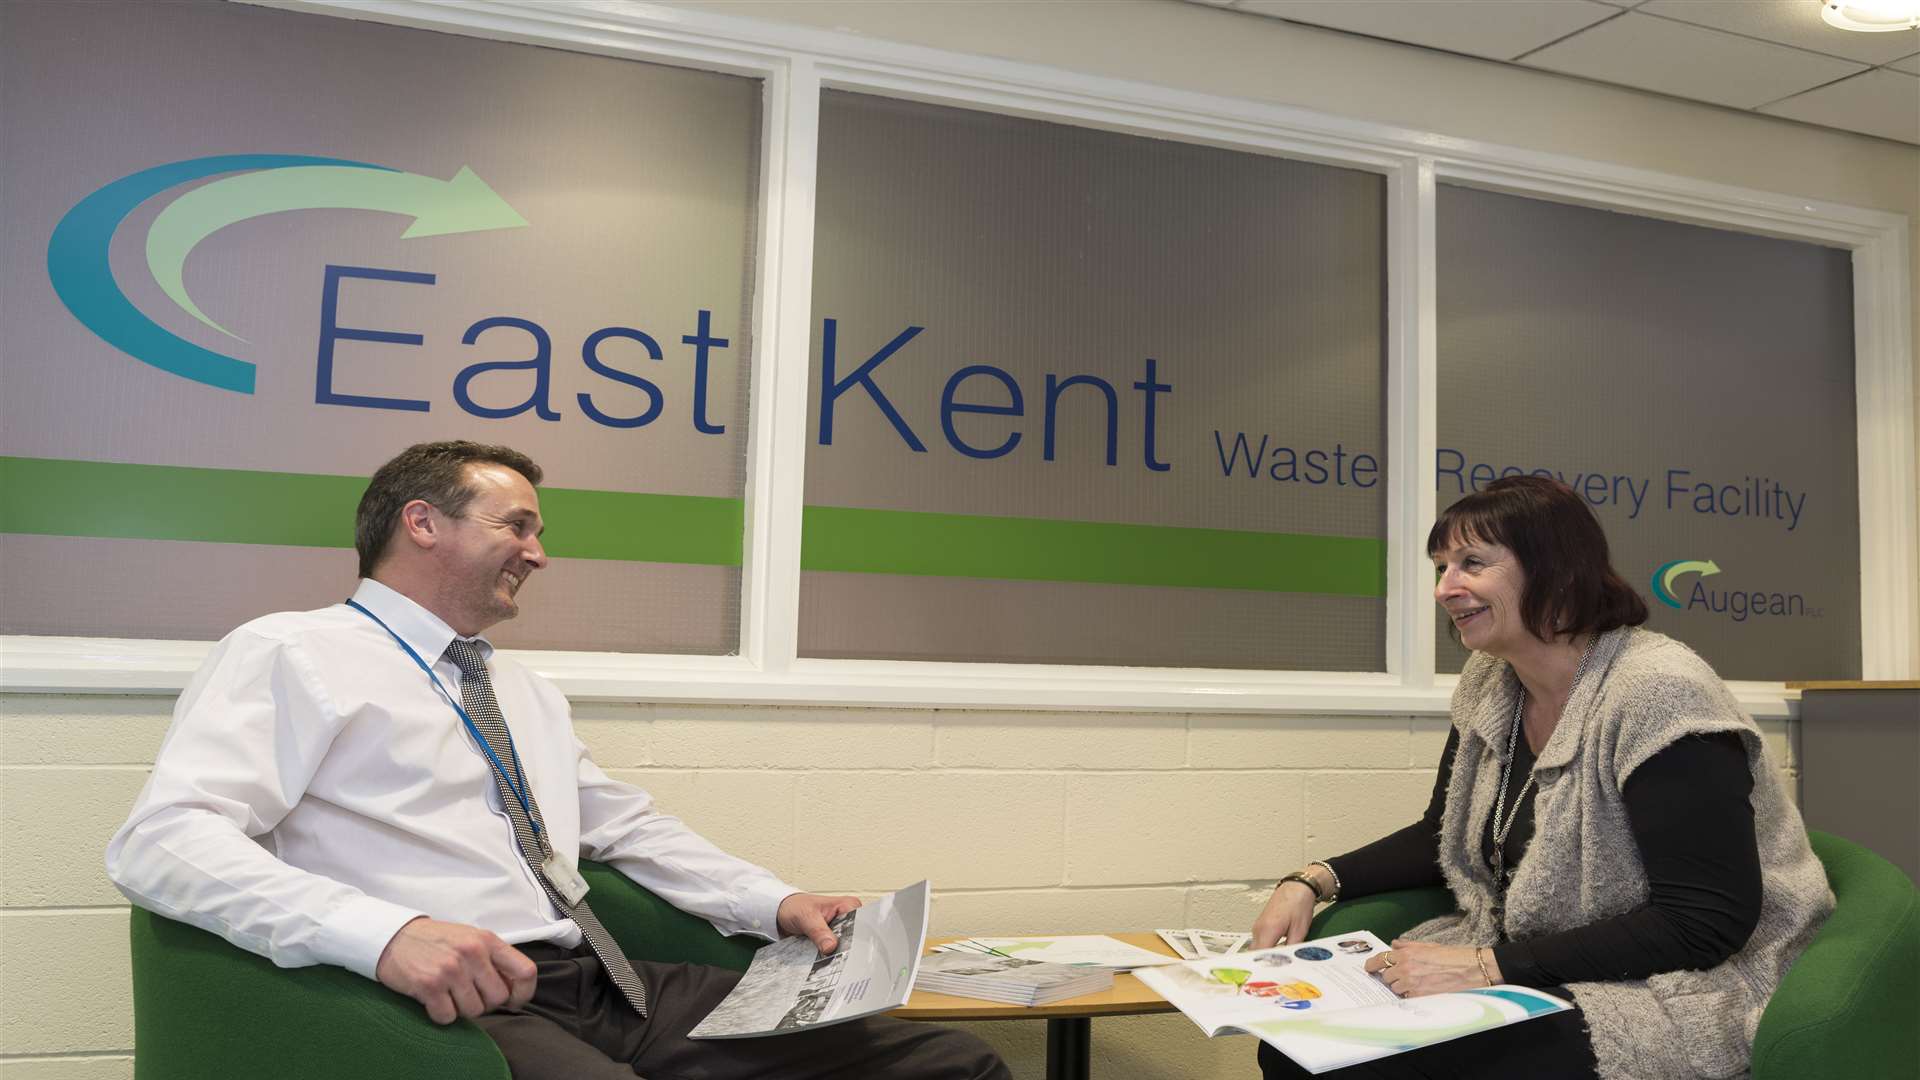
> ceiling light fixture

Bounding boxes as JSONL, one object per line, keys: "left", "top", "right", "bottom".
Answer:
{"left": 1820, "top": 0, "right": 1920, "bottom": 31}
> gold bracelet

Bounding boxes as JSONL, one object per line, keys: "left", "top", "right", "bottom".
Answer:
{"left": 1475, "top": 947, "right": 1496, "bottom": 986}
{"left": 1276, "top": 870, "right": 1325, "bottom": 902}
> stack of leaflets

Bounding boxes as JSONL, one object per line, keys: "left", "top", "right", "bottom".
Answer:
{"left": 931, "top": 934, "right": 1179, "bottom": 970}
{"left": 913, "top": 951, "right": 1115, "bottom": 1006}
{"left": 1135, "top": 930, "right": 1572, "bottom": 1074}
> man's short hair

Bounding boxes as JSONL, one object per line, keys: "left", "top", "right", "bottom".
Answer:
{"left": 354, "top": 441, "right": 544, "bottom": 578}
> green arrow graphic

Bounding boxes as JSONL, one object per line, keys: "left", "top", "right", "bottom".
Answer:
{"left": 1660, "top": 559, "right": 1721, "bottom": 604}
{"left": 145, "top": 164, "right": 528, "bottom": 340}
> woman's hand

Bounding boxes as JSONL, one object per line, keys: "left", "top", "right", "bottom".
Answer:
{"left": 1362, "top": 939, "right": 1500, "bottom": 997}
{"left": 1251, "top": 880, "right": 1318, "bottom": 949}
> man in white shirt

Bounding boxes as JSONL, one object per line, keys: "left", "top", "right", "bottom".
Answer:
{"left": 107, "top": 440, "right": 1006, "bottom": 1079}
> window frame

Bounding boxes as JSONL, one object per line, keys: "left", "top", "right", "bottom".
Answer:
{"left": 2, "top": 0, "right": 1910, "bottom": 718}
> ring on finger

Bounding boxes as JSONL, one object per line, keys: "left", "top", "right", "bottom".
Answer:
{"left": 1381, "top": 954, "right": 1397, "bottom": 969}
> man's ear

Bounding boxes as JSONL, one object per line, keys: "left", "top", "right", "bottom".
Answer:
{"left": 397, "top": 499, "right": 439, "bottom": 552}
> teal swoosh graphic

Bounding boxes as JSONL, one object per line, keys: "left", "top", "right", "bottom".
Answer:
{"left": 1651, "top": 559, "right": 1687, "bottom": 609}
{"left": 47, "top": 154, "right": 390, "bottom": 394}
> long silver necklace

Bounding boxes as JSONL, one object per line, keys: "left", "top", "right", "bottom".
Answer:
{"left": 1488, "top": 636, "right": 1598, "bottom": 927}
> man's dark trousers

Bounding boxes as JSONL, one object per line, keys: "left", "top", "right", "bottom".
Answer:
{"left": 475, "top": 943, "right": 1010, "bottom": 1079}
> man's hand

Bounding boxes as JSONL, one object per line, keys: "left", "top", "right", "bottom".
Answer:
{"left": 1362, "top": 939, "right": 1495, "bottom": 998}
{"left": 776, "top": 892, "right": 862, "bottom": 955}
{"left": 1251, "top": 880, "right": 1319, "bottom": 949}
{"left": 374, "top": 917, "right": 538, "bottom": 1025}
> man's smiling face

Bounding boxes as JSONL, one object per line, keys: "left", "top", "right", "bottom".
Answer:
{"left": 430, "top": 463, "right": 547, "bottom": 636}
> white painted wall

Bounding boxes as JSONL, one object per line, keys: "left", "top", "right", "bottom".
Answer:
{"left": 0, "top": 694, "right": 1797, "bottom": 1079}
{"left": 0, "top": 1, "right": 1895, "bottom": 1077}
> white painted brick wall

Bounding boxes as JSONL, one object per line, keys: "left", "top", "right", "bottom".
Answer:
{"left": 0, "top": 1058, "right": 135, "bottom": 1080}
{"left": 0, "top": 911, "right": 133, "bottom": 1056}
{"left": 0, "top": 694, "right": 1800, "bottom": 1080}
{"left": 1064, "top": 771, "right": 1304, "bottom": 885}
{"left": 796, "top": 771, "right": 1068, "bottom": 889}
{"left": 1189, "top": 715, "right": 1413, "bottom": 769}
{"left": 1305, "top": 770, "right": 1441, "bottom": 856}
{"left": 609, "top": 768, "right": 801, "bottom": 873}
{"left": 2, "top": 770, "right": 150, "bottom": 908}
{"left": 937, "top": 714, "right": 1188, "bottom": 770}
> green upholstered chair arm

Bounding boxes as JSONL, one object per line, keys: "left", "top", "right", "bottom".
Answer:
{"left": 129, "top": 860, "right": 762, "bottom": 1080}
{"left": 577, "top": 859, "right": 764, "bottom": 971}
{"left": 1308, "top": 886, "right": 1460, "bottom": 942}
{"left": 1750, "top": 831, "right": 1920, "bottom": 1080}
{"left": 129, "top": 904, "right": 508, "bottom": 1080}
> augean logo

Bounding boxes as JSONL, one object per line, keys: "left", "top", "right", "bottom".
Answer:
{"left": 47, "top": 154, "right": 527, "bottom": 394}
{"left": 1651, "top": 559, "right": 1821, "bottom": 622}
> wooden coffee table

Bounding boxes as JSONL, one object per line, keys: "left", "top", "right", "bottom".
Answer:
{"left": 891, "top": 932, "right": 1181, "bottom": 1080}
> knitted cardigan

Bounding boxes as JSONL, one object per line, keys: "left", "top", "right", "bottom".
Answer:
{"left": 1405, "top": 626, "right": 1833, "bottom": 1079}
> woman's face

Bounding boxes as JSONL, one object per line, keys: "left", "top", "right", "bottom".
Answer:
{"left": 1432, "top": 533, "right": 1531, "bottom": 657}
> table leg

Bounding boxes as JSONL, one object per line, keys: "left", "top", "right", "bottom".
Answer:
{"left": 1044, "top": 1017, "right": 1091, "bottom": 1080}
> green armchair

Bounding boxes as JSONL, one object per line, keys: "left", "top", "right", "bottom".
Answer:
{"left": 1305, "top": 830, "right": 1920, "bottom": 1079}
{"left": 128, "top": 861, "right": 762, "bottom": 1080}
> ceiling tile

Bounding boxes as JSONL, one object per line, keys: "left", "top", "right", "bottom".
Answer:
{"left": 1761, "top": 68, "right": 1920, "bottom": 143}
{"left": 1522, "top": 11, "right": 1868, "bottom": 107}
{"left": 1639, "top": 0, "right": 1920, "bottom": 66}
{"left": 1234, "top": 0, "right": 1619, "bottom": 61}
{"left": 1889, "top": 52, "right": 1920, "bottom": 74}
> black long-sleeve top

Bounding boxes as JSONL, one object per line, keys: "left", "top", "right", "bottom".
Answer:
{"left": 1324, "top": 728, "right": 1764, "bottom": 987}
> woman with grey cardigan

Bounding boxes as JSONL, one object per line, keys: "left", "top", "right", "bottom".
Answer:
{"left": 1252, "top": 476, "right": 1832, "bottom": 1079}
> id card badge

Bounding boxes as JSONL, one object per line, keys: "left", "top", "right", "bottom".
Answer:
{"left": 542, "top": 851, "right": 591, "bottom": 907}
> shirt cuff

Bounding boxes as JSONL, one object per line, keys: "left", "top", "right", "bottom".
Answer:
{"left": 312, "top": 895, "right": 430, "bottom": 980}
{"left": 737, "top": 877, "right": 803, "bottom": 941}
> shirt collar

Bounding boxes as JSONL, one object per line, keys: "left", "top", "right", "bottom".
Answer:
{"left": 349, "top": 578, "right": 494, "bottom": 665}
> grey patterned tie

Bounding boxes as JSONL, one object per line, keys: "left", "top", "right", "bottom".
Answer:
{"left": 443, "top": 638, "right": 649, "bottom": 1016}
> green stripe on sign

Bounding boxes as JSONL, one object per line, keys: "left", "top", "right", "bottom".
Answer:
{"left": 800, "top": 506, "right": 1385, "bottom": 596}
{"left": 538, "top": 487, "right": 741, "bottom": 565}
{"left": 1, "top": 457, "right": 364, "bottom": 548}
{"left": 0, "top": 457, "right": 743, "bottom": 565}
{"left": 0, "top": 457, "right": 1383, "bottom": 594}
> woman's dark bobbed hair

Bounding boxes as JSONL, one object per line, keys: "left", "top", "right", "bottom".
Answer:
{"left": 1428, "top": 475, "right": 1648, "bottom": 643}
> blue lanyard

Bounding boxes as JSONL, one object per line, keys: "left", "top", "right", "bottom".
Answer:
{"left": 346, "top": 599, "right": 542, "bottom": 838}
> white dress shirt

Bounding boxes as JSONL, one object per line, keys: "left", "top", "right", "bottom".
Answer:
{"left": 107, "top": 579, "right": 797, "bottom": 981}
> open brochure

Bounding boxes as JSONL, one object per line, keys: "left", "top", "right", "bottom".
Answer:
{"left": 689, "top": 880, "right": 930, "bottom": 1039}
{"left": 1134, "top": 930, "right": 1572, "bottom": 1074}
